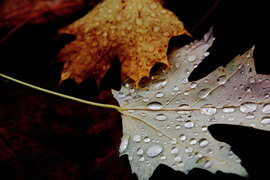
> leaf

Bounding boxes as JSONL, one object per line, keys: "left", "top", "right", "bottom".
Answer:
{"left": 57, "top": 0, "right": 189, "bottom": 87}
{"left": 112, "top": 28, "right": 270, "bottom": 179}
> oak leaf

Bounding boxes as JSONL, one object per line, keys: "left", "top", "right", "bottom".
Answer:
{"left": 112, "top": 28, "right": 270, "bottom": 179}
{"left": 57, "top": 0, "right": 189, "bottom": 87}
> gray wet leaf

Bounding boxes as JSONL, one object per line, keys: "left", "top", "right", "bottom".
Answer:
{"left": 112, "top": 28, "right": 270, "bottom": 180}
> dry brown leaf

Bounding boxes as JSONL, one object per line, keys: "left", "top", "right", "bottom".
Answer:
{"left": 58, "top": 0, "right": 190, "bottom": 87}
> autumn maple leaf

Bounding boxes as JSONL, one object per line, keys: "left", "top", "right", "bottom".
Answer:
{"left": 57, "top": 0, "right": 190, "bottom": 87}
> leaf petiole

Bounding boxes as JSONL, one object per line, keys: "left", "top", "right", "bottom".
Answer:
{"left": 0, "top": 73, "right": 123, "bottom": 113}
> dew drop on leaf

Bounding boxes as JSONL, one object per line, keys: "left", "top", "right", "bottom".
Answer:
{"left": 240, "top": 102, "right": 257, "bottom": 113}
{"left": 217, "top": 75, "right": 227, "bottom": 85}
{"left": 137, "top": 148, "right": 144, "bottom": 155}
{"left": 199, "top": 139, "right": 209, "bottom": 147}
{"left": 118, "top": 92, "right": 125, "bottom": 98}
{"left": 176, "top": 116, "right": 184, "bottom": 122}
{"left": 133, "top": 134, "right": 141, "bottom": 142}
{"left": 139, "top": 156, "right": 145, "bottom": 162}
{"left": 188, "top": 54, "right": 196, "bottom": 62}
{"left": 179, "top": 134, "right": 186, "bottom": 141}
{"left": 146, "top": 144, "right": 163, "bottom": 158}
{"left": 198, "top": 88, "right": 211, "bottom": 99}
{"left": 147, "top": 102, "right": 163, "bottom": 110}
{"left": 174, "top": 156, "right": 182, "bottom": 163}
{"left": 144, "top": 137, "right": 151, "bottom": 143}
{"left": 261, "top": 117, "right": 270, "bottom": 125}
{"left": 200, "top": 107, "right": 217, "bottom": 115}
{"left": 248, "top": 77, "right": 255, "bottom": 83}
{"left": 190, "top": 82, "right": 197, "bottom": 89}
{"left": 119, "top": 135, "right": 129, "bottom": 153}
{"left": 171, "top": 147, "right": 179, "bottom": 155}
{"left": 160, "top": 155, "right": 166, "bottom": 160}
{"left": 190, "top": 138, "right": 197, "bottom": 145}
{"left": 222, "top": 107, "right": 235, "bottom": 113}
{"left": 178, "top": 104, "right": 191, "bottom": 114}
{"left": 155, "top": 92, "right": 164, "bottom": 98}
{"left": 155, "top": 114, "right": 168, "bottom": 121}
{"left": 140, "top": 112, "right": 147, "bottom": 117}
{"left": 262, "top": 103, "right": 270, "bottom": 113}
{"left": 185, "top": 146, "right": 193, "bottom": 153}
{"left": 173, "top": 86, "right": 179, "bottom": 91}
{"left": 204, "top": 160, "right": 212, "bottom": 168}
{"left": 246, "top": 113, "right": 255, "bottom": 119}
{"left": 184, "top": 120, "right": 194, "bottom": 128}
{"left": 153, "top": 79, "right": 167, "bottom": 90}
{"left": 201, "top": 125, "right": 208, "bottom": 132}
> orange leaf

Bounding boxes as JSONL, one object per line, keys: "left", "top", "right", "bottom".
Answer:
{"left": 58, "top": 0, "right": 190, "bottom": 87}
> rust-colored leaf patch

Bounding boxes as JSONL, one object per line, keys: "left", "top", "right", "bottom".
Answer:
{"left": 58, "top": 0, "right": 189, "bottom": 87}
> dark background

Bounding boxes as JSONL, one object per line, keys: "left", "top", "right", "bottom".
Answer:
{"left": 0, "top": 0, "right": 269, "bottom": 179}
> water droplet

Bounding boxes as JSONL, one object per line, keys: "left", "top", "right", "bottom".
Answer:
{"left": 204, "top": 160, "right": 212, "bottom": 168}
{"left": 176, "top": 116, "right": 184, "bottom": 122}
{"left": 199, "top": 139, "right": 209, "bottom": 147}
{"left": 160, "top": 9, "right": 167, "bottom": 14}
{"left": 119, "top": 135, "right": 129, "bottom": 153}
{"left": 133, "top": 134, "right": 141, "bottom": 142}
{"left": 179, "top": 134, "right": 186, "bottom": 141}
{"left": 190, "top": 82, "right": 197, "bottom": 89}
{"left": 182, "top": 78, "right": 188, "bottom": 84}
{"left": 143, "top": 97, "right": 150, "bottom": 102}
{"left": 149, "top": 3, "right": 157, "bottom": 10}
{"left": 136, "top": 18, "right": 143, "bottom": 26}
{"left": 153, "top": 79, "right": 167, "bottom": 90}
{"left": 190, "top": 138, "right": 197, "bottom": 145}
{"left": 171, "top": 147, "right": 179, "bottom": 155}
{"left": 201, "top": 125, "right": 208, "bottom": 132}
{"left": 188, "top": 55, "right": 196, "bottom": 62}
{"left": 125, "top": 93, "right": 132, "bottom": 100}
{"left": 144, "top": 137, "right": 151, "bottom": 143}
{"left": 163, "top": 32, "right": 170, "bottom": 37}
{"left": 137, "top": 148, "right": 144, "bottom": 155}
{"left": 146, "top": 144, "right": 163, "bottom": 157}
{"left": 155, "top": 92, "right": 164, "bottom": 98}
{"left": 246, "top": 113, "right": 255, "bottom": 119}
{"left": 261, "top": 117, "right": 270, "bottom": 125}
{"left": 217, "top": 75, "right": 227, "bottom": 85}
{"left": 207, "top": 149, "right": 213, "bottom": 154}
{"left": 240, "top": 102, "right": 257, "bottom": 113}
{"left": 171, "top": 138, "right": 177, "bottom": 145}
{"left": 178, "top": 104, "right": 191, "bottom": 114}
{"left": 175, "top": 125, "right": 181, "bottom": 130}
{"left": 222, "top": 107, "right": 235, "bottom": 113}
{"left": 140, "top": 112, "right": 147, "bottom": 117}
{"left": 263, "top": 104, "right": 270, "bottom": 113}
{"left": 118, "top": 92, "right": 125, "bottom": 99}
{"left": 204, "top": 52, "right": 210, "bottom": 57}
{"left": 147, "top": 102, "right": 163, "bottom": 110}
{"left": 198, "top": 88, "right": 211, "bottom": 99}
{"left": 139, "top": 156, "right": 145, "bottom": 162}
{"left": 200, "top": 107, "right": 217, "bottom": 115}
{"left": 174, "top": 156, "right": 182, "bottom": 163}
{"left": 185, "top": 147, "right": 193, "bottom": 153}
{"left": 160, "top": 155, "right": 166, "bottom": 160}
{"left": 128, "top": 156, "right": 133, "bottom": 161}
{"left": 184, "top": 120, "right": 194, "bottom": 128}
{"left": 173, "top": 86, "right": 179, "bottom": 91}
{"left": 155, "top": 114, "right": 168, "bottom": 121}
{"left": 248, "top": 77, "right": 255, "bottom": 83}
